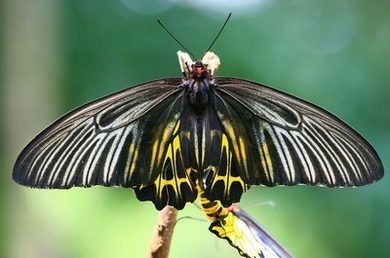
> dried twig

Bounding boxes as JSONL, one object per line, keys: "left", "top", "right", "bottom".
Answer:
{"left": 148, "top": 206, "right": 178, "bottom": 258}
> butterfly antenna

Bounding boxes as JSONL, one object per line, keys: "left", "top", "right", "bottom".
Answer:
{"left": 205, "top": 12, "right": 232, "bottom": 53}
{"left": 157, "top": 18, "right": 197, "bottom": 60}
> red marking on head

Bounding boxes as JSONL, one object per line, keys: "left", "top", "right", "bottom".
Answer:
{"left": 191, "top": 61, "right": 208, "bottom": 78}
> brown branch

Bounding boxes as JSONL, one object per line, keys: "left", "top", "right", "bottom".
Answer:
{"left": 148, "top": 206, "right": 178, "bottom": 258}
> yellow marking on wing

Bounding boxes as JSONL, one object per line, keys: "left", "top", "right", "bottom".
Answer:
{"left": 186, "top": 167, "right": 193, "bottom": 175}
{"left": 239, "top": 137, "right": 248, "bottom": 164}
{"left": 128, "top": 143, "right": 139, "bottom": 176}
{"left": 157, "top": 123, "right": 175, "bottom": 160}
{"left": 211, "top": 173, "right": 247, "bottom": 193}
{"left": 172, "top": 135, "right": 181, "bottom": 155}
{"left": 211, "top": 212, "right": 266, "bottom": 258}
{"left": 209, "top": 134, "right": 247, "bottom": 197}
{"left": 220, "top": 121, "right": 249, "bottom": 177}
{"left": 155, "top": 175, "right": 191, "bottom": 199}
{"left": 257, "top": 143, "right": 270, "bottom": 182}
{"left": 262, "top": 142, "right": 274, "bottom": 182}
{"left": 150, "top": 139, "right": 160, "bottom": 172}
{"left": 152, "top": 133, "right": 194, "bottom": 200}
{"left": 153, "top": 176, "right": 192, "bottom": 206}
{"left": 222, "top": 121, "right": 241, "bottom": 164}
{"left": 150, "top": 120, "right": 178, "bottom": 172}
{"left": 173, "top": 120, "right": 181, "bottom": 135}
{"left": 221, "top": 133, "right": 229, "bottom": 150}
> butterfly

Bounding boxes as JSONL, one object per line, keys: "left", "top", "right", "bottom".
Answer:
{"left": 199, "top": 184, "right": 292, "bottom": 258}
{"left": 209, "top": 204, "right": 292, "bottom": 258}
{"left": 12, "top": 49, "right": 384, "bottom": 211}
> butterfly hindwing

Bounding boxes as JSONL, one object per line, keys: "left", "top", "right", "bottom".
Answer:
{"left": 203, "top": 95, "right": 250, "bottom": 207}
{"left": 215, "top": 77, "right": 383, "bottom": 187}
{"left": 134, "top": 101, "right": 198, "bottom": 210}
{"left": 209, "top": 206, "right": 292, "bottom": 258}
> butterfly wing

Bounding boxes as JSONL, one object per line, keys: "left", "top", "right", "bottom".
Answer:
{"left": 13, "top": 78, "right": 197, "bottom": 209}
{"left": 209, "top": 206, "right": 292, "bottom": 258}
{"left": 213, "top": 77, "right": 383, "bottom": 187}
{"left": 202, "top": 92, "right": 250, "bottom": 207}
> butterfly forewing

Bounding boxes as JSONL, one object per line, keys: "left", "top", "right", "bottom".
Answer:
{"left": 214, "top": 77, "right": 383, "bottom": 187}
{"left": 12, "top": 79, "right": 194, "bottom": 192}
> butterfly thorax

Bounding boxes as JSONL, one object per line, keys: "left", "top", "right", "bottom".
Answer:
{"left": 178, "top": 51, "right": 220, "bottom": 113}
{"left": 184, "top": 76, "right": 212, "bottom": 113}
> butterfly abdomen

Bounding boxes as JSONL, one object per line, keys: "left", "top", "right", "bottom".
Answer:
{"left": 198, "top": 186, "right": 229, "bottom": 221}
{"left": 199, "top": 187, "right": 292, "bottom": 258}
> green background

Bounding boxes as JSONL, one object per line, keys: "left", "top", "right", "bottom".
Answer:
{"left": 1, "top": 1, "right": 389, "bottom": 257}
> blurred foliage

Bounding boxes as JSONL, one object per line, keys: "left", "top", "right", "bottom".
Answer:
{"left": 1, "top": 0, "right": 389, "bottom": 258}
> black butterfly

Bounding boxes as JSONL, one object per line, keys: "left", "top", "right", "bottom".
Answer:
{"left": 12, "top": 49, "right": 384, "bottom": 210}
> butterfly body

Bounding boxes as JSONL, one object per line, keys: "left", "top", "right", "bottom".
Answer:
{"left": 13, "top": 51, "right": 383, "bottom": 211}
{"left": 184, "top": 76, "right": 212, "bottom": 112}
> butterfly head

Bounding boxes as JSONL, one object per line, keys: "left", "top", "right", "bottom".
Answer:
{"left": 191, "top": 61, "right": 208, "bottom": 79}
{"left": 178, "top": 51, "right": 221, "bottom": 80}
